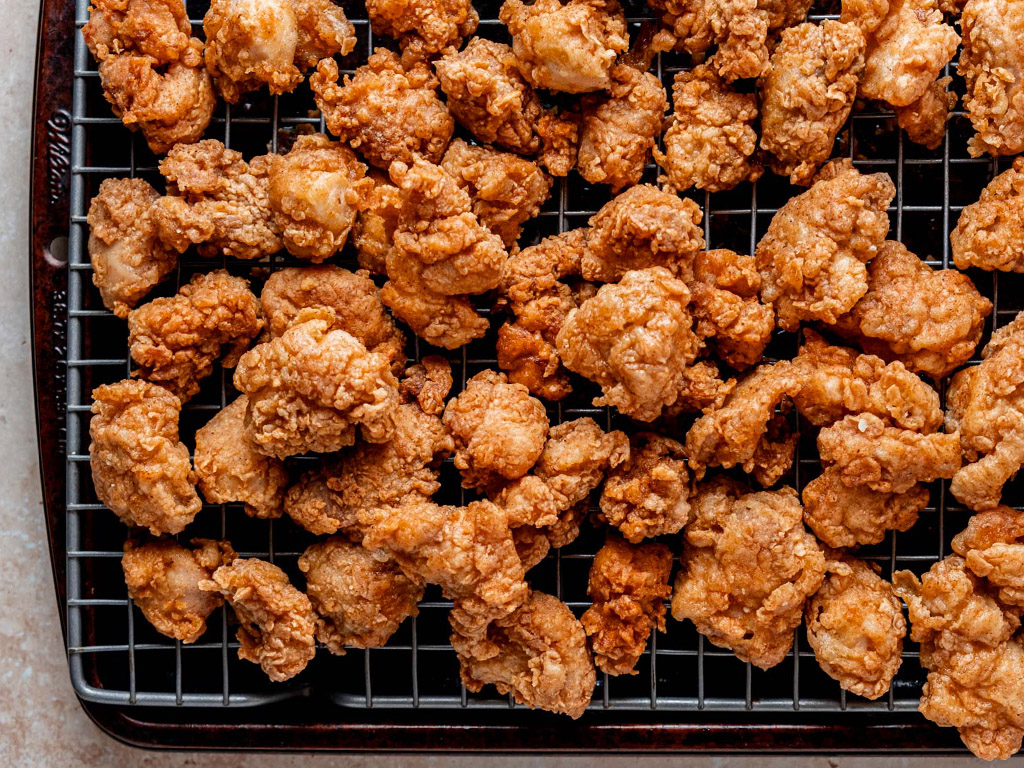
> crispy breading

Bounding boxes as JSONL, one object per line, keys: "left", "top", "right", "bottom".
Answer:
{"left": 153, "top": 140, "right": 281, "bottom": 260}
{"left": 267, "top": 133, "right": 373, "bottom": 263}
{"left": 689, "top": 249, "right": 774, "bottom": 370}
{"left": 83, "top": 0, "right": 193, "bottom": 61}
{"left": 200, "top": 558, "right": 317, "bottom": 682}
{"left": 261, "top": 266, "right": 406, "bottom": 374}
{"left": 435, "top": 38, "right": 545, "bottom": 154}
{"left": 89, "top": 380, "right": 201, "bottom": 535}
{"left": 123, "top": 538, "right": 236, "bottom": 643}
{"left": 443, "top": 370, "right": 549, "bottom": 492}
{"left": 452, "top": 590, "right": 596, "bottom": 718}
{"left": 283, "top": 469, "right": 360, "bottom": 537}
{"left": 399, "top": 356, "right": 453, "bottom": 415}
{"left": 556, "top": 267, "right": 700, "bottom": 422}
{"left": 87, "top": 177, "right": 177, "bottom": 318}
{"left": 127, "top": 270, "right": 264, "bottom": 402}
{"left": 536, "top": 108, "right": 581, "bottom": 176}
{"left": 951, "top": 158, "right": 1024, "bottom": 272}
{"left": 358, "top": 499, "right": 529, "bottom": 637}
{"left": 842, "top": 0, "right": 958, "bottom": 108}
{"left": 952, "top": 506, "right": 1024, "bottom": 609}
{"left": 834, "top": 241, "right": 991, "bottom": 378}
{"left": 803, "top": 465, "right": 930, "bottom": 547}
{"left": 755, "top": 159, "right": 895, "bottom": 331}
{"left": 947, "top": 313, "right": 1024, "bottom": 510}
{"left": 352, "top": 173, "right": 402, "bottom": 275}
{"left": 664, "top": 359, "right": 738, "bottom": 416}
{"left": 959, "top": 0, "right": 1024, "bottom": 157}
{"left": 759, "top": 22, "right": 866, "bottom": 185}
{"left": 671, "top": 478, "right": 826, "bottom": 669}
{"left": 298, "top": 537, "right": 425, "bottom": 655}
{"left": 379, "top": 281, "right": 491, "bottom": 350}
{"left": 577, "top": 64, "right": 668, "bottom": 191}
{"left": 194, "top": 396, "right": 288, "bottom": 519}
{"left": 581, "top": 535, "right": 673, "bottom": 676}
{"left": 365, "top": 0, "right": 477, "bottom": 55}
{"left": 655, "top": 64, "right": 762, "bottom": 194}
{"left": 233, "top": 309, "right": 400, "bottom": 458}
{"left": 895, "top": 557, "right": 1024, "bottom": 760}
{"left": 499, "top": 0, "right": 628, "bottom": 93}
{"left": 583, "top": 185, "right": 705, "bottom": 282}
{"left": 894, "top": 77, "right": 957, "bottom": 150}
{"left": 310, "top": 50, "right": 454, "bottom": 170}
{"left": 512, "top": 526, "right": 551, "bottom": 571}
{"left": 806, "top": 554, "right": 906, "bottom": 699}
{"left": 647, "top": 0, "right": 769, "bottom": 81}
{"left": 598, "top": 433, "right": 690, "bottom": 543}
{"left": 441, "top": 139, "right": 552, "bottom": 248}
{"left": 497, "top": 228, "right": 592, "bottom": 400}
{"left": 203, "top": 0, "right": 355, "bottom": 102}
{"left": 817, "top": 413, "right": 961, "bottom": 493}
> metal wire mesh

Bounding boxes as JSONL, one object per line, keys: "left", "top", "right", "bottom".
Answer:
{"left": 63, "top": 0, "right": 1024, "bottom": 717}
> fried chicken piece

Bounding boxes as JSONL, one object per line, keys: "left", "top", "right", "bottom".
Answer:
{"left": 495, "top": 418, "right": 628, "bottom": 549}
{"left": 266, "top": 133, "right": 372, "bottom": 263}
{"left": 947, "top": 313, "right": 1024, "bottom": 510}
{"left": 352, "top": 173, "right": 402, "bottom": 275}
{"left": 366, "top": 0, "right": 477, "bottom": 56}
{"left": 358, "top": 500, "right": 529, "bottom": 636}
{"left": 806, "top": 554, "right": 906, "bottom": 699}
{"left": 83, "top": 0, "right": 192, "bottom": 61}
{"left": 583, "top": 186, "right": 705, "bottom": 282}
{"left": 959, "top": 0, "right": 1024, "bottom": 157}
{"left": 452, "top": 590, "right": 596, "bottom": 718}
{"left": 123, "top": 538, "right": 236, "bottom": 643}
{"left": 817, "top": 413, "right": 961, "bottom": 493}
{"left": 802, "top": 465, "right": 930, "bottom": 547}
{"left": 536, "top": 108, "right": 581, "bottom": 177}
{"left": 689, "top": 249, "right": 774, "bottom": 370}
{"left": 203, "top": 0, "right": 355, "bottom": 102}
{"left": 577, "top": 63, "right": 668, "bottom": 191}
{"left": 894, "top": 77, "right": 957, "bottom": 150}
{"left": 89, "top": 380, "right": 201, "bottom": 535}
{"left": 647, "top": 0, "right": 769, "bottom": 82}
{"left": 755, "top": 159, "right": 895, "bottom": 330}
{"left": 685, "top": 359, "right": 803, "bottom": 482}
{"left": 379, "top": 282, "right": 491, "bottom": 350}
{"left": 127, "top": 270, "right": 264, "bottom": 402}
{"left": 260, "top": 266, "right": 406, "bottom": 374}
{"left": 895, "top": 557, "right": 1024, "bottom": 760}
{"left": 398, "top": 356, "right": 453, "bottom": 415}
{"left": 842, "top": 0, "right": 958, "bottom": 108}
{"left": 952, "top": 506, "right": 1024, "bottom": 609}
{"left": 664, "top": 359, "right": 737, "bottom": 416}
{"left": 200, "top": 558, "right": 316, "bottom": 682}
{"left": 654, "top": 65, "right": 762, "bottom": 195}
{"left": 951, "top": 157, "right": 1024, "bottom": 272}
{"left": 598, "top": 433, "right": 690, "bottom": 543}
{"left": 581, "top": 535, "right": 673, "bottom": 676}
{"left": 499, "top": 0, "right": 628, "bottom": 93}
{"left": 671, "top": 478, "right": 826, "bottom": 669}
{"left": 441, "top": 139, "right": 552, "bottom": 248}
{"left": 556, "top": 268, "right": 699, "bottom": 422}
{"left": 443, "top": 370, "right": 549, "bottom": 492}
{"left": 153, "top": 140, "right": 281, "bottom": 260}
{"left": 834, "top": 242, "right": 991, "bottom": 378}
{"left": 436, "top": 41, "right": 546, "bottom": 161}
{"left": 233, "top": 309, "right": 400, "bottom": 458}
{"left": 194, "top": 396, "right": 288, "bottom": 519}
{"left": 298, "top": 538, "right": 425, "bottom": 654}
{"left": 310, "top": 50, "right": 454, "bottom": 170}
{"left": 759, "top": 22, "right": 866, "bottom": 185}
{"left": 87, "top": 178, "right": 177, "bottom": 318}
{"left": 512, "top": 526, "right": 551, "bottom": 571}
{"left": 497, "top": 228, "right": 593, "bottom": 400}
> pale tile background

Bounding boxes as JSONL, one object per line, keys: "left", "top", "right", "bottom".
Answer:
{"left": 0, "top": 1, "right": 1012, "bottom": 763}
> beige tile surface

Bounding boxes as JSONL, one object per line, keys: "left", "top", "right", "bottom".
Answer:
{"left": 0, "top": 1, "right": 1008, "bottom": 764}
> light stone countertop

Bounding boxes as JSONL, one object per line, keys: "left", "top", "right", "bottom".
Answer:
{"left": 0, "top": 0, "right": 1009, "bottom": 764}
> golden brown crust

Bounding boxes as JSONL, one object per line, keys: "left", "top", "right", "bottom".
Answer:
{"left": 951, "top": 157, "right": 1024, "bottom": 272}
{"left": 89, "top": 380, "right": 201, "bottom": 535}
{"left": 298, "top": 537, "right": 425, "bottom": 654}
{"left": 581, "top": 535, "right": 673, "bottom": 676}
{"left": 894, "top": 77, "right": 957, "bottom": 150}
{"left": 352, "top": 173, "right": 402, "bottom": 275}
{"left": 951, "top": 506, "right": 1024, "bottom": 609}
{"left": 200, "top": 558, "right": 317, "bottom": 682}
{"left": 123, "top": 538, "right": 236, "bottom": 643}
{"left": 365, "top": 0, "right": 477, "bottom": 54}
{"left": 536, "top": 109, "right": 581, "bottom": 177}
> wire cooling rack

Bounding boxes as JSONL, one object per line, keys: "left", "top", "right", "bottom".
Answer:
{"left": 60, "top": 0, "right": 1024, "bottom": 722}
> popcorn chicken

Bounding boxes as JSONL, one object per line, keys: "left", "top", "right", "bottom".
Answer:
{"left": 365, "top": 0, "right": 478, "bottom": 55}
{"left": 952, "top": 506, "right": 1024, "bottom": 610}
{"left": 894, "top": 77, "right": 957, "bottom": 150}
{"left": 951, "top": 157, "right": 1024, "bottom": 272}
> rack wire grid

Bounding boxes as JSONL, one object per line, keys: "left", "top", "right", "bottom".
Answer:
{"left": 63, "top": 0, "right": 1024, "bottom": 718}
